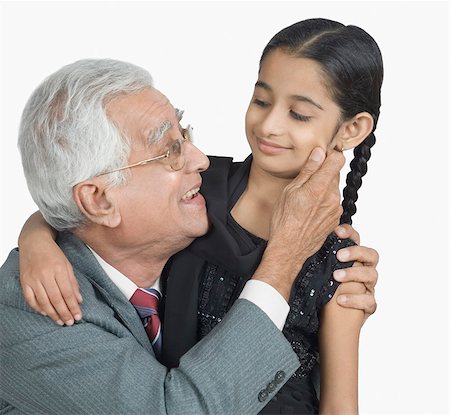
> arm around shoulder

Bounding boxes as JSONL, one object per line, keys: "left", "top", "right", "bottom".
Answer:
{"left": 1, "top": 253, "right": 299, "bottom": 415}
{"left": 18, "top": 211, "right": 82, "bottom": 324}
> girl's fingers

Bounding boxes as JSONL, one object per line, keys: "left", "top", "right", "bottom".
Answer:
{"left": 56, "top": 271, "right": 82, "bottom": 322}
{"left": 23, "top": 285, "right": 45, "bottom": 315}
{"left": 33, "top": 282, "right": 67, "bottom": 326}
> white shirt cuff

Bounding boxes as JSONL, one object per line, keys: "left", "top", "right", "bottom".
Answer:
{"left": 239, "top": 279, "right": 290, "bottom": 330}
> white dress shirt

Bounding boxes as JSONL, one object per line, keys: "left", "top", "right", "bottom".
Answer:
{"left": 88, "top": 247, "right": 289, "bottom": 330}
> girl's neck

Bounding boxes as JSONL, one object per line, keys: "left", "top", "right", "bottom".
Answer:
{"left": 231, "top": 161, "right": 292, "bottom": 240}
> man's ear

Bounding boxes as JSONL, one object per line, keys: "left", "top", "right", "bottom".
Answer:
{"left": 73, "top": 180, "right": 121, "bottom": 228}
{"left": 335, "top": 112, "right": 374, "bottom": 151}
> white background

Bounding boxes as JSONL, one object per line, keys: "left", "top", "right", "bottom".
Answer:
{"left": 1, "top": 1, "right": 449, "bottom": 413}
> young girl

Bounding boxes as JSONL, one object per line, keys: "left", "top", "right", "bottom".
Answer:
{"left": 18, "top": 18, "right": 382, "bottom": 414}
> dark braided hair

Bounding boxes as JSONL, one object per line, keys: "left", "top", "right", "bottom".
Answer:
{"left": 341, "top": 132, "right": 376, "bottom": 224}
{"left": 260, "top": 18, "right": 383, "bottom": 225}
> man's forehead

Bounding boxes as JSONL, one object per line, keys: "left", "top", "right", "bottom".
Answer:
{"left": 107, "top": 87, "right": 174, "bottom": 118}
{"left": 106, "top": 88, "right": 181, "bottom": 142}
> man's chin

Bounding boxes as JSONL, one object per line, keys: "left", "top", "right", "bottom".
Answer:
{"left": 193, "top": 218, "right": 210, "bottom": 239}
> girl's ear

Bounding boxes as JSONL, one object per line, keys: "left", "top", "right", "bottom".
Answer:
{"left": 335, "top": 112, "right": 374, "bottom": 151}
{"left": 73, "top": 180, "right": 121, "bottom": 228}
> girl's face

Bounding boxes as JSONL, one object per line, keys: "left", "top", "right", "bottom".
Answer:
{"left": 245, "top": 50, "right": 343, "bottom": 179}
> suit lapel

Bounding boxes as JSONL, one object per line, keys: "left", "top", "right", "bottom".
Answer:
{"left": 57, "top": 232, "right": 154, "bottom": 354}
{"left": 87, "top": 278, "right": 154, "bottom": 353}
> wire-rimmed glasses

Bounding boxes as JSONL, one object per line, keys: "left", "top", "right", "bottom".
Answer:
{"left": 96, "top": 124, "right": 193, "bottom": 177}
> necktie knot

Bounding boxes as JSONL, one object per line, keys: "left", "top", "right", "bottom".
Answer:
{"left": 130, "top": 287, "right": 161, "bottom": 319}
{"left": 130, "top": 287, "right": 162, "bottom": 360}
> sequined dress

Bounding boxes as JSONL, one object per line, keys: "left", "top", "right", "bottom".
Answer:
{"left": 161, "top": 155, "right": 355, "bottom": 414}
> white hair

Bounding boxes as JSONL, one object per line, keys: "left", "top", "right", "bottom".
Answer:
{"left": 18, "top": 59, "right": 154, "bottom": 231}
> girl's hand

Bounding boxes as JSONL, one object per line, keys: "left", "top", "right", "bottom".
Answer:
{"left": 20, "top": 246, "right": 82, "bottom": 326}
{"left": 18, "top": 211, "right": 83, "bottom": 326}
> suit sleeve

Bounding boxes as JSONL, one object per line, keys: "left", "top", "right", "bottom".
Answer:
{"left": 1, "top": 290, "right": 299, "bottom": 415}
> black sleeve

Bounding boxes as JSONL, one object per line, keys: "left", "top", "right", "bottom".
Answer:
{"left": 283, "top": 232, "right": 356, "bottom": 378}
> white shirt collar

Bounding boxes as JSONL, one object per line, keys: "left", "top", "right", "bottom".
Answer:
{"left": 87, "top": 246, "right": 161, "bottom": 300}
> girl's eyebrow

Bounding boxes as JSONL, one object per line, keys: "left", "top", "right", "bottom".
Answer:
{"left": 255, "top": 80, "right": 323, "bottom": 110}
{"left": 255, "top": 80, "right": 271, "bottom": 92}
{"left": 290, "top": 94, "right": 323, "bottom": 110}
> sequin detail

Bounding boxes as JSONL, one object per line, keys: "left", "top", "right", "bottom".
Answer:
{"left": 283, "top": 233, "right": 355, "bottom": 378}
{"left": 197, "top": 232, "right": 356, "bottom": 379}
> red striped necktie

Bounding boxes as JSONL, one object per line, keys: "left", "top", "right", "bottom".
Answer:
{"left": 130, "top": 287, "right": 162, "bottom": 360}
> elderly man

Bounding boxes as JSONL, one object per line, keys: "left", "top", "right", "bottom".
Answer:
{"left": 0, "top": 59, "right": 372, "bottom": 414}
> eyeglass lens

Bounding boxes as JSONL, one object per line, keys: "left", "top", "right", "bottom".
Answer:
{"left": 168, "top": 140, "right": 183, "bottom": 170}
{"left": 168, "top": 126, "right": 192, "bottom": 170}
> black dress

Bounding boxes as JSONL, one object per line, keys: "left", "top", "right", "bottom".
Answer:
{"left": 161, "top": 155, "right": 355, "bottom": 414}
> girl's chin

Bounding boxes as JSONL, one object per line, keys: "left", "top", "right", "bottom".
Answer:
{"left": 253, "top": 157, "right": 302, "bottom": 180}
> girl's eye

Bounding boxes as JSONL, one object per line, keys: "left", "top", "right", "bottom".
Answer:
{"left": 290, "top": 110, "right": 312, "bottom": 122}
{"left": 253, "top": 98, "right": 270, "bottom": 108}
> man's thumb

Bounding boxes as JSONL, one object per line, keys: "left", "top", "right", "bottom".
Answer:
{"left": 295, "top": 147, "right": 325, "bottom": 184}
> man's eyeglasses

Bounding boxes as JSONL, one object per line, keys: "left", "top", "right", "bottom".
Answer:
{"left": 96, "top": 125, "right": 194, "bottom": 178}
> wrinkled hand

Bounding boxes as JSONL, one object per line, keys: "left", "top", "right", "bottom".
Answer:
{"left": 270, "top": 147, "right": 345, "bottom": 263}
{"left": 333, "top": 224, "right": 379, "bottom": 323}
{"left": 255, "top": 147, "right": 345, "bottom": 300}
{"left": 19, "top": 244, "right": 82, "bottom": 326}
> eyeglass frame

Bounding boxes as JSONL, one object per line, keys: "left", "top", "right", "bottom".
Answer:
{"left": 94, "top": 124, "right": 193, "bottom": 178}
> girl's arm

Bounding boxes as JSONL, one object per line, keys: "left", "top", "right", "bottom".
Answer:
{"left": 18, "top": 211, "right": 82, "bottom": 325}
{"left": 319, "top": 279, "right": 366, "bottom": 414}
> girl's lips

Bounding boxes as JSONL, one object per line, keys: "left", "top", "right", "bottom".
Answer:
{"left": 256, "top": 138, "right": 291, "bottom": 155}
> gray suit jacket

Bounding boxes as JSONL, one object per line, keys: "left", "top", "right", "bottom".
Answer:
{"left": 0, "top": 232, "right": 299, "bottom": 414}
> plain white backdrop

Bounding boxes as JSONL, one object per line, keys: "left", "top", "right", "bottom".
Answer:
{"left": 0, "top": 1, "right": 449, "bottom": 413}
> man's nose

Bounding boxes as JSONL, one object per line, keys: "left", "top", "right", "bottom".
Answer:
{"left": 184, "top": 142, "right": 210, "bottom": 173}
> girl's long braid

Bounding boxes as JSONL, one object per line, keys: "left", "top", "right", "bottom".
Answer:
{"left": 340, "top": 132, "right": 376, "bottom": 225}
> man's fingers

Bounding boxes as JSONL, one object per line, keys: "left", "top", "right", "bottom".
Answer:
{"left": 335, "top": 224, "right": 360, "bottom": 244}
{"left": 336, "top": 245, "right": 379, "bottom": 266}
{"left": 336, "top": 292, "right": 377, "bottom": 315}
{"left": 310, "top": 149, "right": 345, "bottom": 183}
{"left": 303, "top": 149, "right": 344, "bottom": 199}
{"left": 330, "top": 170, "right": 340, "bottom": 189}
{"left": 293, "top": 147, "right": 326, "bottom": 185}
{"left": 333, "top": 266, "right": 378, "bottom": 290}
